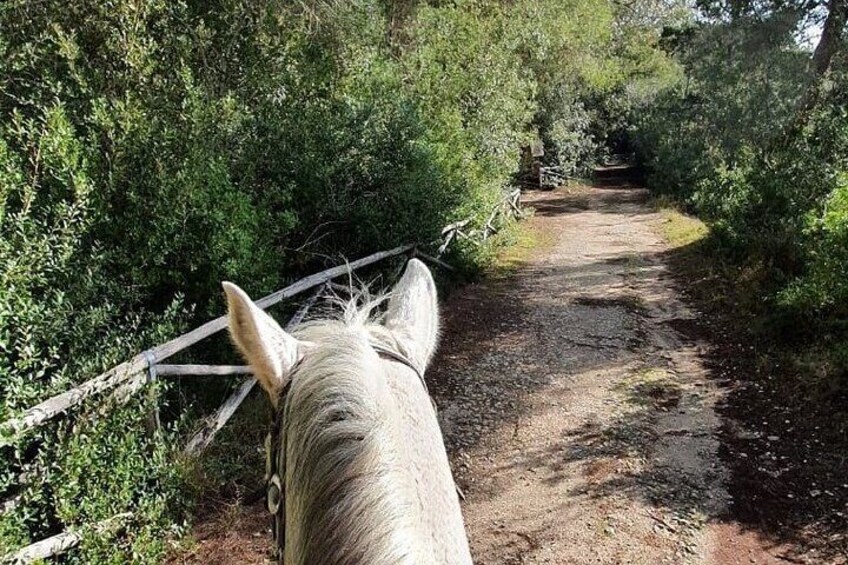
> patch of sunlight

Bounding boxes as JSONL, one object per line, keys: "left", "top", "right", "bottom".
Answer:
{"left": 653, "top": 199, "right": 709, "bottom": 249}
{"left": 487, "top": 212, "right": 554, "bottom": 277}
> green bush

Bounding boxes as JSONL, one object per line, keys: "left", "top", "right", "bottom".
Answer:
{"left": 0, "top": 101, "right": 186, "bottom": 558}
{"left": 631, "top": 14, "right": 809, "bottom": 196}
{"left": 0, "top": 1, "right": 677, "bottom": 560}
{"left": 782, "top": 176, "right": 848, "bottom": 311}
{"left": 632, "top": 9, "right": 848, "bottom": 341}
{"left": 522, "top": 0, "right": 679, "bottom": 174}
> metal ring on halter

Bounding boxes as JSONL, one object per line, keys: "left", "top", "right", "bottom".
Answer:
{"left": 267, "top": 473, "right": 283, "bottom": 515}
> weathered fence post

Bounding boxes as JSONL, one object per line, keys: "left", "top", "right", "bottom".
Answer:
{"left": 142, "top": 350, "right": 160, "bottom": 436}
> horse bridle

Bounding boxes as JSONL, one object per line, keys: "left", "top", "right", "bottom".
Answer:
{"left": 264, "top": 340, "right": 428, "bottom": 564}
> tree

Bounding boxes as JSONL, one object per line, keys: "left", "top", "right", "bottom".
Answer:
{"left": 695, "top": 0, "right": 848, "bottom": 134}
{"left": 792, "top": 0, "right": 848, "bottom": 129}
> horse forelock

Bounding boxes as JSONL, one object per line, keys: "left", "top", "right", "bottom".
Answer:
{"left": 280, "top": 298, "right": 431, "bottom": 565}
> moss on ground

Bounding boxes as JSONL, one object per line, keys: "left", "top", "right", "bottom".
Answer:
{"left": 487, "top": 211, "right": 555, "bottom": 278}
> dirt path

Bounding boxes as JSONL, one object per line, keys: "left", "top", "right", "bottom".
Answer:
{"left": 429, "top": 182, "right": 788, "bottom": 564}
{"left": 173, "top": 181, "right": 821, "bottom": 564}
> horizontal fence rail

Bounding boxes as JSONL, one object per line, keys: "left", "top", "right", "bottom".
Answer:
{"left": 1, "top": 188, "right": 524, "bottom": 563}
{"left": 6, "top": 513, "right": 133, "bottom": 565}
{"left": 155, "top": 365, "right": 253, "bottom": 377}
{"left": 0, "top": 244, "right": 414, "bottom": 441}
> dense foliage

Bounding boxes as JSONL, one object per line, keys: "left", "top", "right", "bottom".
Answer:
{"left": 632, "top": 1, "right": 848, "bottom": 323}
{"left": 0, "top": 0, "right": 674, "bottom": 561}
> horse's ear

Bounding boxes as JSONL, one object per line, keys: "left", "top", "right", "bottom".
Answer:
{"left": 223, "top": 282, "right": 302, "bottom": 402}
{"left": 384, "top": 258, "right": 439, "bottom": 369}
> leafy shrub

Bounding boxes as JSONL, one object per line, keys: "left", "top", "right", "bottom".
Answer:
{"left": 631, "top": 14, "right": 809, "bottom": 196}
{"left": 0, "top": 0, "right": 678, "bottom": 560}
{"left": 0, "top": 102, "right": 186, "bottom": 558}
{"left": 540, "top": 94, "right": 598, "bottom": 176}
{"left": 632, "top": 8, "right": 848, "bottom": 346}
{"left": 782, "top": 176, "right": 848, "bottom": 312}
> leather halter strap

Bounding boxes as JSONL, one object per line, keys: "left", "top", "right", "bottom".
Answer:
{"left": 265, "top": 341, "right": 429, "bottom": 564}
{"left": 369, "top": 341, "right": 428, "bottom": 395}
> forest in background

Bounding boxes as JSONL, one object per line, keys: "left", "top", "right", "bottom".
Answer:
{"left": 1, "top": 0, "right": 846, "bottom": 562}
{"left": 634, "top": 0, "right": 848, "bottom": 323}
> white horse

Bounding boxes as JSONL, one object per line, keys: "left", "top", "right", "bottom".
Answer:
{"left": 223, "top": 259, "right": 473, "bottom": 565}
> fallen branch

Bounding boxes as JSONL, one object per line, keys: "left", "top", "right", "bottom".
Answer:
{"left": 4, "top": 512, "right": 133, "bottom": 564}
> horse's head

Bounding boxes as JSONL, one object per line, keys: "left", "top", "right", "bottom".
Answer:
{"left": 222, "top": 258, "right": 439, "bottom": 405}
{"left": 222, "top": 259, "right": 472, "bottom": 564}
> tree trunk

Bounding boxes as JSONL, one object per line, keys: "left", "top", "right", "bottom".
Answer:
{"left": 810, "top": 0, "right": 847, "bottom": 78}
{"left": 785, "top": 0, "right": 848, "bottom": 139}
{"left": 385, "top": 0, "right": 419, "bottom": 53}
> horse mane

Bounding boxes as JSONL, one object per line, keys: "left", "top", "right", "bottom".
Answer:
{"left": 281, "top": 289, "right": 431, "bottom": 565}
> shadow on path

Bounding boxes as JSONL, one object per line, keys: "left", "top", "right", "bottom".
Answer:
{"left": 430, "top": 179, "right": 847, "bottom": 564}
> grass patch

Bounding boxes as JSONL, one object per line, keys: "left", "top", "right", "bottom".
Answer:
{"left": 652, "top": 198, "right": 783, "bottom": 337}
{"left": 617, "top": 367, "right": 681, "bottom": 409}
{"left": 649, "top": 198, "right": 772, "bottom": 321}
{"left": 653, "top": 199, "right": 709, "bottom": 249}
{"left": 486, "top": 211, "right": 554, "bottom": 278}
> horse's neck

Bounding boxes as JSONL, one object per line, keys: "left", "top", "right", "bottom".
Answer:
{"left": 282, "top": 335, "right": 430, "bottom": 565}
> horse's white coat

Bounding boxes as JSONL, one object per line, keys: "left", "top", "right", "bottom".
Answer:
{"left": 224, "top": 259, "right": 472, "bottom": 565}
{"left": 223, "top": 281, "right": 306, "bottom": 403}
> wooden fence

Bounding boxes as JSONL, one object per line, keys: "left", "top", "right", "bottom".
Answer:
{"left": 0, "top": 188, "right": 522, "bottom": 564}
